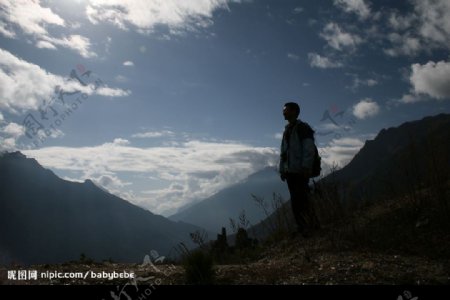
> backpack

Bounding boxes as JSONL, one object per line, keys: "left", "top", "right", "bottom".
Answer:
{"left": 296, "top": 121, "right": 322, "bottom": 178}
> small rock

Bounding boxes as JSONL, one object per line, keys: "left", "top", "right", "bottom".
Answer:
{"left": 362, "top": 262, "right": 375, "bottom": 270}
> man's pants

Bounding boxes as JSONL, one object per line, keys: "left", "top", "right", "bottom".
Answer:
{"left": 285, "top": 173, "right": 319, "bottom": 233}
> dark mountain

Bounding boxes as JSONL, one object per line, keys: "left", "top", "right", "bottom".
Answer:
{"left": 169, "top": 167, "right": 290, "bottom": 234}
{"left": 246, "top": 113, "right": 450, "bottom": 240}
{"left": 323, "top": 113, "right": 450, "bottom": 201}
{"left": 171, "top": 113, "right": 450, "bottom": 241}
{"left": 0, "top": 152, "right": 207, "bottom": 265}
{"left": 171, "top": 114, "right": 450, "bottom": 236}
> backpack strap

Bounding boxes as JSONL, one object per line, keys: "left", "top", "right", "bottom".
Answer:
{"left": 296, "top": 121, "right": 314, "bottom": 141}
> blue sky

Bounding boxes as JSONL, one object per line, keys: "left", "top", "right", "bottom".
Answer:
{"left": 1, "top": 0, "right": 449, "bottom": 216}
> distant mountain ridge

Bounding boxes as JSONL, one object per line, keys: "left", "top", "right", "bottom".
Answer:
{"left": 169, "top": 166, "right": 290, "bottom": 233}
{"left": 2, "top": 113, "right": 448, "bottom": 265}
{"left": 172, "top": 113, "right": 450, "bottom": 240}
{"left": 0, "top": 151, "right": 207, "bottom": 265}
{"left": 245, "top": 113, "right": 450, "bottom": 240}
{"left": 323, "top": 113, "right": 450, "bottom": 200}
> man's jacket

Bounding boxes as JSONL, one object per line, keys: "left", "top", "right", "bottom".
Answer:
{"left": 279, "top": 119, "right": 316, "bottom": 175}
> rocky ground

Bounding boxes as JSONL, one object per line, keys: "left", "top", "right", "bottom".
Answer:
{"left": 1, "top": 235, "right": 449, "bottom": 285}
{"left": 2, "top": 188, "right": 449, "bottom": 286}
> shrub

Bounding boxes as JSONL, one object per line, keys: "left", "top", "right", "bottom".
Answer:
{"left": 182, "top": 250, "right": 215, "bottom": 285}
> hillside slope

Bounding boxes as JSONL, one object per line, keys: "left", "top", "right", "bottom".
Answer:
{"left": 0, "top": 151, "right": 207, "bottom": 265}
{"left": 169, "top": 167, "right": 289, "bottom": 233}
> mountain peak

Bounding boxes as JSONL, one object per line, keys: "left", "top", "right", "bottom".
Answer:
{"left": 245, "top": 166, "right": 278, "bottom": 181}
{"left": 0, "top": 151, "right": 204, "bottom": 264}
{"left": 0, "top": 151, "right": 46, "bottom": 173}
{"left": 1, "top": 150, "right": 27, "bottom": 160}
{"left": 324, "top": 113, "right": 450, "bottom": 197}
{"left": 84, "top": 179, "right": 95, "bottom": 185}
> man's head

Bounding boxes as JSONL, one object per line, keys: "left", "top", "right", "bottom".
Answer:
{"left": 283, "top": 102, "right": 300, "bottom": 122}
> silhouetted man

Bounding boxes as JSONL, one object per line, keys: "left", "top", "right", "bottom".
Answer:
{"left": 279, "top": 102, "right": 319, "bottom": 238}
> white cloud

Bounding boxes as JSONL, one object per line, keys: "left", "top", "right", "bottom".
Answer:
{"left": 388, "top": 12, "right": 414, "bottom": 31}
{"left": 95, "top": 174, "right": 131, "bottom": 188}
{"left": 46, "top": 128, "right": 64, "bottom": 139}
{"left": 35, "top": 35, "right": 97, "bottom": 58}
{"left": 287, "top": 53, "right": 299, "bottom": 61}
{"left": 352, "top": 98, "right": 380, "bottom": 119}
{"left": 350, "top": 76, "right": 378, "bottom": 90}
{"left": 85, "top": 0, "right": 236, "bottom": 35}
{"left": 0, "top": 48, "right": 66, "bottom": 113}
{"left": 114, "top": 75, "right": 128, "bottom": 83}
{"left": 131, "top": 130, "right": 175, "bottom": 138}
{"left": 316, "top": 122, "right": 341, "bottom": 131}
{"left": 0, "top": 112, "right": 4, "bottom": 123}
{"left": 273, "top": 133, "right": 283, "bottom": 140}
{"left": 319, "top": 136, "right": 366, "bottom": 170}
{"left": 320, "top": 22, "right": 362, "bottom": 51}
{"left": 0, "top": 1, "right": 96, "bottom": 57}
{"left": 0, "top": 122, "right": 25, "bottom": 152}
{"left": 34, "top": 127, "right": 65, "bottom": 141}
{"left": 0, "top": 0, "right": 65, "bottom": 36}
{"left": 91, "top": 174, "right": 134, "bottom": 200}
{"left": 0, "top": 137, "right": 17, "bottom": 151}
{"left": 22, "top": 138, "right": 279, "bottom": 215}
{"left": 52, "top": 35, "right": 97, "bottom": 58}
{"left": 308, "top": 53, "right": 343, "bottom": 69}
{"left": 366, "top": 79, "right": 378, "bottom": 86}
{"left": 384, "top": 33, "right": 421, "bottom": 57}
{"left": 333, "top": 0, "right": 371, "bottom": 20}
{"left": 95, "top": 86, "right": 131, "bottom": 97}
{"left": 36, "top": 40, "right": 57, "bottom": 50}
{"left": 408, "top": 60, "right": 450, "bottom": 100}
{"left": 112, "top": 138, "right": 130, "bottom": 146}
{"left": 385, "top": 0, "right": 450, "bottom": 57}
{"left": 330, "top": 0, "right": 450, "bottom": 59}
{"left": 414, "top": 0, "right": 450, "bottom": 47}
{"left": 293, "top": 7, "right": 304, "bottom": 14}
{"left": 0, "top": 48, "right": 130, "bottom": 113}
{"left": 123, "top": 61, "right": 134, "bottom": 66}
{"left": 2, "top": 122, "right": 25, "bottom": 138}
{"left": 399, "top": 93, "right": 421, "bottom": 104}
{"left": 0, "top": 20, "right": 15, "bottom": 38}
{"left": 139, "top": 46, "right": 147, "bottom": 53}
